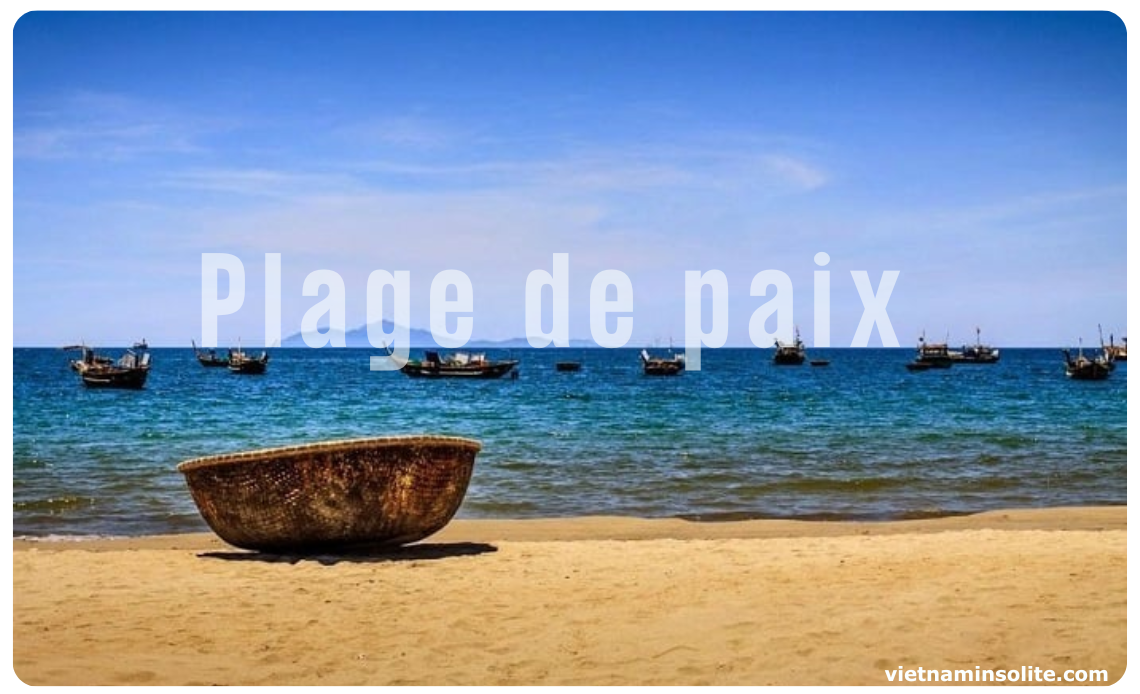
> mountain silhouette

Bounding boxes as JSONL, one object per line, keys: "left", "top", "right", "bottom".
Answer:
{"left": 281, "top": 321, "right": 596, "bottom": 348}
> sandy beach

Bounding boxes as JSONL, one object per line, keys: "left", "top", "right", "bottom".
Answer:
{"left": 13, "top": 507, "right": 1126, "bottom": 685}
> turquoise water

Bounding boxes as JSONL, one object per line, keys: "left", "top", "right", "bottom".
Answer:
{"left": 12, "top": 347, "right": 1127, "bottom": 537}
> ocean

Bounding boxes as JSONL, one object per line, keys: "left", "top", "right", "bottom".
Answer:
{"left": 11, "top": 347, "right": 1126, "bottom": 537}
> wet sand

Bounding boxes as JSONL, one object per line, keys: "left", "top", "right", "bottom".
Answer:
{"left": 12, "top": 507, "right": 1126, "bottom": 685}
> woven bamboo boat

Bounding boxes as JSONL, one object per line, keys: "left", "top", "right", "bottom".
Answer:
{"left": 178, "top": 435, "right": 480, "bottom": 552}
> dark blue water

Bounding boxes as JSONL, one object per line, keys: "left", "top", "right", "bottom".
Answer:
{"left": 11, "top": 347, "right": 1126, "bottom": 537}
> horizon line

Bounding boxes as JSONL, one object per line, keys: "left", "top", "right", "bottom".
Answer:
{"left": 18, "top": 344, "right": 1092, "bottom": 350}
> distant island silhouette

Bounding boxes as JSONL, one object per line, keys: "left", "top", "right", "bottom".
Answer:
{"left": 281, "top": 321, "right": 597, "bottom": 348}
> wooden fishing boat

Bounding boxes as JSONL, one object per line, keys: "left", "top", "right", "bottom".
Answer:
{"left": 81, "top": 359, "right": 151, "bottom": 388}
{"left": 1064, "top": 339, "right": 1112, "bottom": 380}
{"left": 909, "top": 333, "right": 953, "bottom": 369}
{"left": 71, "top": 346, "right": 151, "bottom": 389}
{"left": 555, "top": 361, "right": 581, "bottom": 372}
{"left": 952, "top": 328, "right": 1000, "bottom": 364}
{"left": 640, "top": 349, "right": 685, "bottom": 376}
{"left": 1064, "top": 355, "right": 1111, "bottom": 380}
{"left": 1057, "top": 335, "right": 1112, "bottom": 380}
{"left": 773, "top": 327, "right": 807, "bottom": 365}
{"left": 1105, "top": 335, "right": 1127, "bottom": 362}
{"left": 229, "top": 350, "right": 269, "bottom": 374}
{"left": 809, "top": 359, "right": 831, "bottom": 367}
{"left": 401, "top": 351, "right": 518, "bottom": 379}
{"left": 192, "top": 340, "right": 230, "bottom": 367}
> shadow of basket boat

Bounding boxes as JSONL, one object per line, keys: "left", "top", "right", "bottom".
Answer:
{"left": 198, "top": 541, "right": 498, "bottom": 565}
{"left": 177, "top": 435, "right": 481, "bottom": 553}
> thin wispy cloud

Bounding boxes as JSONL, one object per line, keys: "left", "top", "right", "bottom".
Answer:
{"left": 333, "top": 115, "right": 456, "bottom": 150}
{"left": 349, "top": 142, "right": 830, "bottom": 197}
{"left": 870, "top": 184, "right": 1127, "bottom": 237}
{"left": 145, "top": 132, "right": 832, "bottom": 201}
{"left": 14, "top": 90, "right": 229, "bottom": 161}
{"left": 762, "top": 154, "right": 829, "bottom": 191}
{"left": 162, "top": 168, "right": 364, "bottom": 198}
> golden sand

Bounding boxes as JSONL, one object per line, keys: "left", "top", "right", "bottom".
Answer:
{"left": 12, "top": 507, "right": 1126, "bottom": 685}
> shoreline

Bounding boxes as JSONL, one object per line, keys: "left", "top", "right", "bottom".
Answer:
{"left": 14, "top": 506, "right": 1126, "bottom": 685}
{"left": 13, "top": 505, "right": 1127, "bottom": 551}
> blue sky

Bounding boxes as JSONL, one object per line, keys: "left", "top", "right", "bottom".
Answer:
{"left": 14, "top": 11, "right": 1126, "bottom": 347}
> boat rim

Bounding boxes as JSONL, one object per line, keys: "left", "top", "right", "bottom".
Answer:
{"left": 177, "top": 434, "right": 482, "bottom": 472}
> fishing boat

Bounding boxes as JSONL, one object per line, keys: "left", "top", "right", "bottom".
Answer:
{"left": 809, "top": 359, "right": 831, "bottom": 367}
{"left": 192, "top": 340, "right": 230, "bottom": 367}
{"left": 773, "top": 327, "right": 807, "bottom": 365}
{"left": 70, "top": 345, "right": 151, "bottom": 389}
{"left": 1105, "top": 334, "right": 1127, "bottom": 363}
{"left": 640, "top": 349, "right": 685, "bottom": 376}
{"left": 1063, "top": 339, "right": 1112, "bottom": 381}
{"left": 229, "top": 350, "right": 269, "bottom": 375}
{"left": 401, "top": 351, "right": 518, "bottom": 379}
{"left": 907, "top": 333, "right": 953, "bottom": 370}
{"left": 225, "top": 338, "right": 269, "bottom": 375}
{"left": 555, "top": 361, "right": 581, "bottom": 372}
{"left": 132, "top": 339, "right": 149, "bottom": 351}
{"left": 952, "top": 328, "right": 1000, "bottom": 364}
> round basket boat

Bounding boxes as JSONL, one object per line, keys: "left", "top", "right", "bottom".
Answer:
{"left": 177, "top": 435, "right": 480, "bottom": 553}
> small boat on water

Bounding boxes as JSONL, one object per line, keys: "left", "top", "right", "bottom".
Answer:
{"left": 952, "top": 328, "right": 1000, "bottom": 364}
{"left": 555, "top": 361, "right": 581, "bottom": 372}
{"left": 401, "top": 351, "right": 518, "bottom": 379}
{"left": 640, "top": 349, "right": 685, "bottom": 376}
{"left": 132, "top": 339, "right": 149, "bottom": 351}
{"left": 1105, "top": 334, "right": 1127, "bottom": 363}
{"left": 810, "top": 359, "right": 830, "bottom": 367}
{"left": 192, "top": 340, "right": 230, "bottom": 367}
{"left": 1063, "top": 339, "right": 1112, "bottom": 380}
{"left": 69, "top": 345, "right": 151, "bottom": 389}
{"left": 907, "top": 333, "right": 953, "bottom": 371}
{"left": 229, "top": 349, "right": 269, "bottom": 375}
{"left": 773, "top": 327, "right": 807, "bottom": 365}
